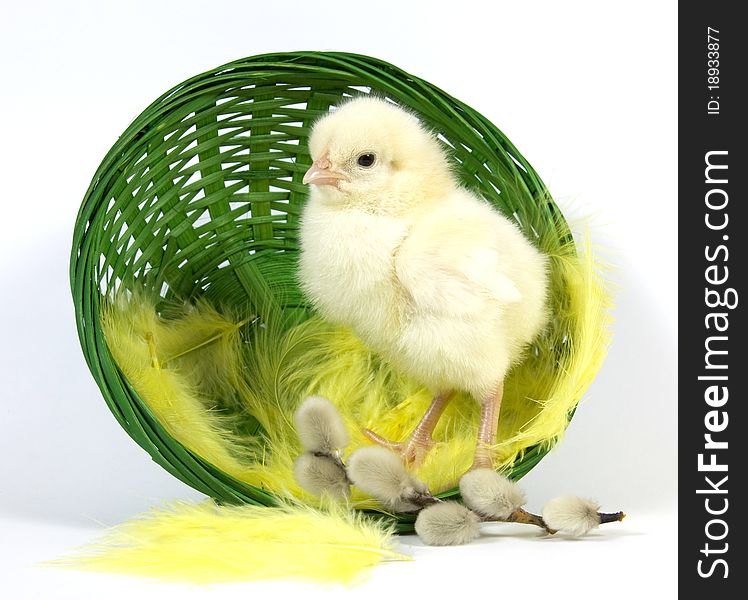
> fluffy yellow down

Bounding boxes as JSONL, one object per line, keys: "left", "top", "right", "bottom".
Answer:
{"left": 54, "top": 500, "right": 406, "bottom": 584}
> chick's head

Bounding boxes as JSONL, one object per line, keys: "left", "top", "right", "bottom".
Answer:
{"left": 303, "top": 97, "right": 453, "bottom": 214}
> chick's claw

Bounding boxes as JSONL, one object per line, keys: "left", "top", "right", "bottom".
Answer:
{"left": 362, "top": 428, "right": 435, "bottom": 467}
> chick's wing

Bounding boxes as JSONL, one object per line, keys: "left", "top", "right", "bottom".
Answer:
{"left": 394, "top": 210, "right": 522, "bottom": 317}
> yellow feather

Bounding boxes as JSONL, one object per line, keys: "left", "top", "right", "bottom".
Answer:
{"left": 84, "top": 220, "right": 610, "bottom": 584}
{"left": 99, "top": 227, "right": 611, "bottom": 502}
{"left": 52, "top": 499, "right": 407, "bottom": 584}
{"left": 100, "top": 295, "right": 258, "bottom": 483}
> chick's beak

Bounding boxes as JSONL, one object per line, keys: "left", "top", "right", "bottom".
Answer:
{"left": 303, "top": 153, "right": 348, "bottom": 187}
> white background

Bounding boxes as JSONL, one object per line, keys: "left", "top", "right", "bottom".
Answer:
{"left": 0, "top": 1, "right": 677, "bottom": 598}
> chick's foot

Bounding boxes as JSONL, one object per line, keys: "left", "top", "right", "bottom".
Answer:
{"left": 362, "top": 390, "right": 454, "bottom": 467}
{"left": 362, "top": 428, "right": 436, "bottom": 468}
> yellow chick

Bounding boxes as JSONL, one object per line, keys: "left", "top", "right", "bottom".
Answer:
{"left": 298, "top": 97, "right": 548, "bottom": 470}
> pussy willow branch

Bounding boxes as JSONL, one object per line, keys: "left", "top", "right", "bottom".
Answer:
{"left": 404, "top": 488, "right": 625, "bottom": 535}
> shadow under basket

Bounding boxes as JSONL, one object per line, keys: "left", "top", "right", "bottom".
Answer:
{"left": 70, "top": 51, "right": 609, "bottom": 533}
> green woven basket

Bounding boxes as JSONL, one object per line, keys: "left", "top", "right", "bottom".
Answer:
{"left": 70, "top": 51, "right": 572, "bottom": 531}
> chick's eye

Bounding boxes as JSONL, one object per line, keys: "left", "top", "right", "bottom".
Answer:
{"left": 357, "top": 153, "right": 376, "bottom": 167}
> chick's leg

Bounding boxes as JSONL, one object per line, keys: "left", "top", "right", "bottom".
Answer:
{"left": 471, "top": 382, "right": 504, "bottom": 470}
{"left": 364, "top": 390, "right": 455, "bottom": 467}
